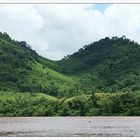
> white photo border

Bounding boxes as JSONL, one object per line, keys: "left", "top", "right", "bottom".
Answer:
{"left": 0, "top": 0, "right": 140, "bottom": 140}
{"left": 0, "top": 0, "right": 139, "bottom": 4}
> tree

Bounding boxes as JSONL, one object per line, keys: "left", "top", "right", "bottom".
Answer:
{"left": 91, "top": 93, "right": 97, "bottom": 107}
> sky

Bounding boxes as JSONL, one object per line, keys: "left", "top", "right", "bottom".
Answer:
{"left": 0, "top": 4, "right": 140, "bottom": 60}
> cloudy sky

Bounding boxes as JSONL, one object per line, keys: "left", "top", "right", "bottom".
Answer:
{"left": 0, "top": 4, "right": 140, "bottom": 60}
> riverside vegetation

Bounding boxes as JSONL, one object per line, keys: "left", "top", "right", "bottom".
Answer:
{"left": 0, "top": 32, "right": 140, "bottom": 116}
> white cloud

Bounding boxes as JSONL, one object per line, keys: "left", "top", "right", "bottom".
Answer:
{"left": 0, "top": 4, "right": 140, "bottom": 60}
{"left": 103, "top": 4, "right": 140, "bottom": 41}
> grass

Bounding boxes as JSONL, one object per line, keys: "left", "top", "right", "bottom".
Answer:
{"left": 26, "top": 62, "right": 76, "bottom": 96}
{"left": 36, "top": 93, "right": 58, "bottom": 100}
{"left": 0, "top": 91, "right": 57, "bottom": 100}
{"left": 34, "top": 62, "right": 73, "bottom": 83}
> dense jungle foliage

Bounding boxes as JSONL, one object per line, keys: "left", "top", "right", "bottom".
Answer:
{"left": 0, "top": 91, "right": 140, "bottom": 116}
{"left": 0, "top": 32, "right": 140, "bottom": 116}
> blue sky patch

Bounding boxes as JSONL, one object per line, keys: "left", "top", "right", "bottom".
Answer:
{"left": 94, "top": 4, "right": 112, "bottom": 12}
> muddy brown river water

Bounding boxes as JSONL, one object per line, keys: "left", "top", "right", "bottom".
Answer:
{"left": 0, "top": 117, "right": 140, "bottom": 137}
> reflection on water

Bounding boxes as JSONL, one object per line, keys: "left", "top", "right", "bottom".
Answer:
{"left": 0, "top": 117, "right": 140, "bottom": 137}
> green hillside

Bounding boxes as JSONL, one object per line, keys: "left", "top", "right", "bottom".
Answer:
{"left": 58, "top": 36, "right": 140, "bottom": 94}
{"left": 1, "top": 32, "right": 140, "bottom": 116}
{"left": 1, "top": 32, "right": 140, "bottom": 95}
{"left": 0, "top": 32, "right": 74, "bottom": 97}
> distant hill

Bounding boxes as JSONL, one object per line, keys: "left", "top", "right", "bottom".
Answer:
{"left": 57, "top": 36, "right": 140, "bottom": 93}
{"left": 0, "top": 32, "right": 74, "bottom": 97}
{"left": 1, "top": 32, "right": 140, "bottom": 96}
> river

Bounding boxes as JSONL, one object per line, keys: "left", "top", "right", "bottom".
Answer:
{"left": 0, "top": 117, "right": 140, "bottom": 137}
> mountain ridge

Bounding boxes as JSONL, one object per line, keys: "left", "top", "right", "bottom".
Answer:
{"left": 1, "top": 32, "right": 140, "bottom": 116}
{"left": 1, "top": 32, "right": 140, "bottom": 96}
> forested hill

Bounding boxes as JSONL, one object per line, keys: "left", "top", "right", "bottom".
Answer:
{"left": 58, "top": 36, "right": 140, "bottom": 74}
{"left": 1, "top": 32, "right": 140, "bottom": 116}
{"left": 1, "top": 31, "right": 140, "bottom": 96}
{"left": 57, "top": 36, "right": 140, "bottom": 93}
{"left": 0, "top": 32, "right": 74, "bottom": 97}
